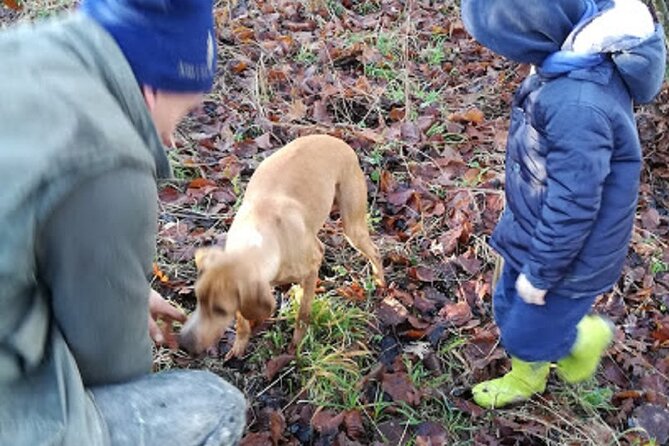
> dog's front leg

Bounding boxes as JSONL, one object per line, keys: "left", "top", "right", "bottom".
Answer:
{"left": 225, "top": 312, "right": 251, "bottom": 361}
{"left": 291, "top": 271, "right": 317, "bottom": 351}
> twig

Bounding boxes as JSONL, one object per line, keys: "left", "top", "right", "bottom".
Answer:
{"left": 258, "top": 366, "right": 296, "bottom": 398}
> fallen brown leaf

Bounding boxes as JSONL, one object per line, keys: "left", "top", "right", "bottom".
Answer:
{"left": 612, "top": 390, "right": 644, "bottom": 402}
{"left": 415, "top": 421, "right": 448, "bottom": 446}
{"left": 312, "top": 100, "right": 332, "bottom": 124}
{"left": 389, "top": 107, "right": 405, "bottom": 122}
{"left": 452, "top": 396, "right": 485, "bottom": 419}
{"left": 651, "top": 318, "right": 669, "bottom": 343}
{"left": 448, "top": 107, "right": 485, "bottom": 125}
{"left": 232, "top": 25, "right": 255, "bottom": 42}
{"left": 377, "top": 296, "right": 409, "bottom": 326}
{"left": 400, "top": 122, "right": 421, "bottom": 143}
{"left": 335, "top": 431, "right": 364, "bottom": 446}
{"left": 437, "top": 227, "right": 464, "bottom": 255}
{"left": 407, "top": 315, "right": 430, "bottom": 330}
{"left": 438, "top": 301, "right": 473, "bottom": 326}
{"left": 230, "top": 60, "right": 248, "bottom": 74}
{"left": 3, "top": 0, "right": 20, "bottom": 9}
{"left": 254, "top": 133, "right": 273, "bottom": 150}
{"left": 357, "top": 362, "right": 386, "bottom": 389}
{"left": 337, "top": 282, "right": 366, "bottom": 303}
{"left": 283, "top": 21, "right": 317, "bottom": 32}
{"left": 402, "top": 328, "right": 429, "bottom": 340}
{"left": 265, "top": 354, "right": 295, "bottom": 380}
{"left": 343, "top": 410, "right": 365, "bottom": 439}
{"left": 158, "top": 186, "right": 182, "bottom": 203}
{"left": 269, "top": 409, "right": 286, "bottom": 445}
{"left": 409, "top": 266, "right": 438, "bottom": 282}
{"left": 382, "top": 371, "right": 422, "bottom": 406}
{"left": 240, "top": 432, "right": 273, "bottom": 446}
{"left": 641, "top": 207, "right": 661, "bottom": 230}
{"left": 457, "top": 255, "right": 482, "bottom": 276}
{"left": 379, "top": 170, "right": 397, "bottom": 194}
{"left": 287, "top": 99, "right": 307, "bottom": 121}
{"left": 413, "top": 293, "right": 437, "bottom": 314}
{"left": 387, "top": 189, "right": 415, "bottom": 207}
{"left": 188, "top": 177, "right": 217, "bottom": 189}
{"left": 376, "top": 419, "right": 409, "bottom": 445}
{"left": 629, "top": 404, "right": 669, "bottom": 444}
{"left": 311, "top": 409, "right": 345, "bottom": 434}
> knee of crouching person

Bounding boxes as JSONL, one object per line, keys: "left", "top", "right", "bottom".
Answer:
{"left": 182, "top": 369, "right": 248, "bottom": 444}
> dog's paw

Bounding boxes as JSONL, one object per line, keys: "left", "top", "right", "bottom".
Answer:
{"left": 291, "top": 325, "right": 307, "bottom": 349}
{"left": 224, "top": 349, "right": 243, "bottom": 362}
{"left": 224, "top": 340, "right": 248, "bottom": 362}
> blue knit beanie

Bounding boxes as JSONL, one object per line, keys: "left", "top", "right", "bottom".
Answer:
{"left": 81, "top": 0, "right": 217, "bottom": 93}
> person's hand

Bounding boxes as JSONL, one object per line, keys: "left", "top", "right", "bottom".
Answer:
{"left": 148, "top": 289, "right": 187, "bottom": 349}
{"left": 515, "top": 273, "right": 547, "bottom": 305}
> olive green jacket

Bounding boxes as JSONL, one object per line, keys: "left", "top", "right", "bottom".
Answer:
{"left": 0, "top": 13, "right": 170, "bottom": 445}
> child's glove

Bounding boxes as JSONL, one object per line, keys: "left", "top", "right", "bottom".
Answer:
{"left": 516, "top": 273, "right": 547, "bottom": 305}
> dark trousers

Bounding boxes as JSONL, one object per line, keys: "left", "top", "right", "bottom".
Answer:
{"left": 494, "top": 265, "right": 597, "bottom": 362}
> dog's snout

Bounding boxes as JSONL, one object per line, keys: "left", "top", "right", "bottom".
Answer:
{"left": 178, "top": 329, "right": 199, "bottom": 355}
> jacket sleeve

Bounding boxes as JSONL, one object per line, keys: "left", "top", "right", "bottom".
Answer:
{"left": 37, "top": 167, "right": 158, "bottom": 386}
{"left": 523, "top": 103, "right": 613, "bottom": 291}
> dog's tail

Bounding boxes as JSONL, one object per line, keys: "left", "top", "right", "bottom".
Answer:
{"left": 335, "top": 152, "right": 385, "bottom": 286}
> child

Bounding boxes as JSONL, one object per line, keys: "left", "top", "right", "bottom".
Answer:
{"left": 461, "top": 0, "right": 666, "bottom": 408}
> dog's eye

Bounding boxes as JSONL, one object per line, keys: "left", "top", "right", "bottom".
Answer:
{"left": 212, "top": 306, "right": 228, "bottom": 317}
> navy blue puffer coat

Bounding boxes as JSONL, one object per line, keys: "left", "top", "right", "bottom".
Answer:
{"left": 462, "top": 0, "right": 667, "bottom": 297}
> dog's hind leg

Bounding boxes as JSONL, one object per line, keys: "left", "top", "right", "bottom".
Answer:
{"left": 337, "top": 168, "right": 385, "bottom": 287}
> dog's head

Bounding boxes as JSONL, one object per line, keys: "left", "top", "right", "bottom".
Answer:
{"left": 178, "top": 247, "right": 275, "bottom": 355}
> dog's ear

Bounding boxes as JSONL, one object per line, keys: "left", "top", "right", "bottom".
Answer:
{"left": 238, "top": 279, "right": 275, "bottom": 321}
{"left": 194, "top": 247, "right": 225, "bottom": 272}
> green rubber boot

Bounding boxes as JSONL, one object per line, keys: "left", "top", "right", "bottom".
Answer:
{"left": 472, "top": 357, "right": 550, "bottom": 408}
{"left": 556, "top": 314, "right": 614, "bottom": 383}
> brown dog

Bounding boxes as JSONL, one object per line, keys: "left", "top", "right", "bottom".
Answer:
{"left": 179, "top": 134, "right": 385, "bottom": 359}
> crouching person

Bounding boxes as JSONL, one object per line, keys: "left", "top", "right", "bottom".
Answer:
{"left": 0, "top": 0, "right": 246, "bottom": 444}
{"left": 460, "top": 0, "right": 666, "bottom": 408}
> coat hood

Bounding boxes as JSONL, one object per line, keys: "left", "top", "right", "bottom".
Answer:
{"left": 461, "top": 0, "right": 667, "bottom": 103}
